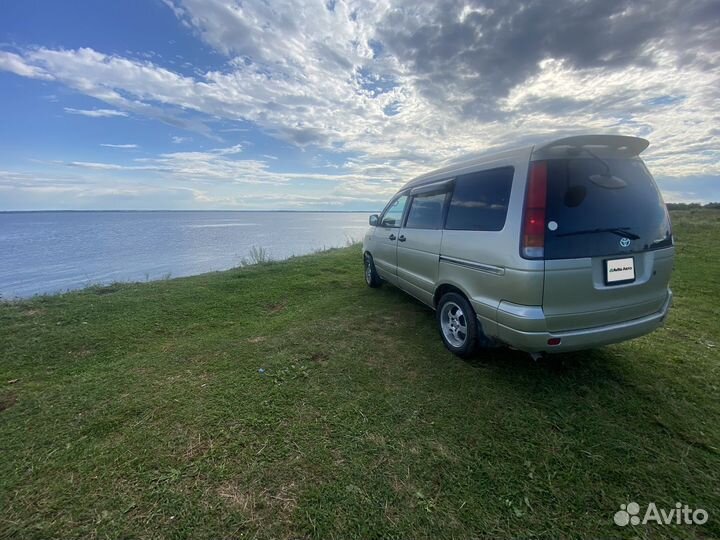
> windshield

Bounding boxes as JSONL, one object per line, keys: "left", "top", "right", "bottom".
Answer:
{"left": 544, "top": 157, "right": 672, "bottom": 260}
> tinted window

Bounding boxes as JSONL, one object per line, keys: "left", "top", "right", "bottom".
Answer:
{"left": 405, "top": 192, "right": 447, "bottom": 229}
{"left": 544, "top": 158, "right": 672, "bottom": 259}
{"left": 380, "top": 194, "right": 408, "bottom": 227}
{"left": 445, "top": 167, "right": 514, "bottom": 231}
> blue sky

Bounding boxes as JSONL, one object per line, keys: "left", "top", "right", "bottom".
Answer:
{"left": 0, "top": 0, "right": 718, "bottom": 210}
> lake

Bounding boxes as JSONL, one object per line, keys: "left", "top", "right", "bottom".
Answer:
{"left": 0, "top": 211, "right": 371, "bottom": 299}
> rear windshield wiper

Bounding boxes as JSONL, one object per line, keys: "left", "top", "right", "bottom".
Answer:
{"left": 555, "top": 227, "right": 640, "bottom": 240}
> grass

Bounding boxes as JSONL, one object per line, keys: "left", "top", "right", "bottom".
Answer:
{"left": 240, "top": 245, "right": 271, "bottom": 266}
{"left": 1, "top": 209, "right": 719, "bottom": 539}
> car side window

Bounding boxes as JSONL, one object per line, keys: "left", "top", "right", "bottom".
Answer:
{"left": 405, "top": 192, "right": 447, "bottom": 230}
{"left": 380, "top": 194, "right": 408, "bottom": 227}
{"left": 445, "top": 167, "right": 514, "bottom": 231}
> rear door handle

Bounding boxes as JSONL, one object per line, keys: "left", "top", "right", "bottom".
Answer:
{"left": 388, "top": 234, "right": 396, "bottom": 240}
{"left": 398, "top": 235, "right": 406, "bottom": 242}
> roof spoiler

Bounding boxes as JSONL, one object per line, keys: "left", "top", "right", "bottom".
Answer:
{"left": 533, "top": 135, "right": 649, "bottom": 159}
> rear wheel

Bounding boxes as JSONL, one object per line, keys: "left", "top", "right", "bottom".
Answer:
{"left": 437, "top": 292, "right": 478, "bottom": 358}
{"left": 364, "top": 254, "right": 382, "bottom": 288}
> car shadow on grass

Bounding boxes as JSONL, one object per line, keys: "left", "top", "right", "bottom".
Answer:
{"left": 368, "top": 282, "right": 649, "bottom": 408}
{"left": 375, "top": 283, "right": 628, "bottom": 375}
{"left": 466, "top": 343, "right": 636, "bottom": 389}
{"left": 467, "top": 345, "right": 616, "bottom": 372}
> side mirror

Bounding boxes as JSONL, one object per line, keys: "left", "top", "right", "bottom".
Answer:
{"left": 369, "top": 214, "right": 379, "bottom": 226}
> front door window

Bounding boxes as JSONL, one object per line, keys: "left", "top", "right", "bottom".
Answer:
{"left": 380, "top": 195, "right": 408, "bottom": 227}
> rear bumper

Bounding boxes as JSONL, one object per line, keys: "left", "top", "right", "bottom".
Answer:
{"left": 492, "top": 290, "right": 673, "bottom": 353}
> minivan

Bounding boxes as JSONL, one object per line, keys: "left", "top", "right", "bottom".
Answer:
{"left": 362, "top": 134, "right": 674, "bottom": 358}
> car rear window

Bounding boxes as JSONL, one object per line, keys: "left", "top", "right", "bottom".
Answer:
{"left": 543, "top": 157, "right": 672, "bottom": 260}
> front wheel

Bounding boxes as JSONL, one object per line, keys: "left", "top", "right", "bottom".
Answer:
{"left": 437, "top": 292, "right": 478, "bottom": 358}
{"left": 364, "top": 254, "right": 382, "bottom": 288}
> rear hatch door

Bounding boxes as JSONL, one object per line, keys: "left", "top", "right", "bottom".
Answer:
{"left": 540, "top": 153, "right": 673, "bottom": 332}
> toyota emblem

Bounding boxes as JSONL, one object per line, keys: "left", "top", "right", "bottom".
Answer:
{"left": 619, "top": 237, "right": 631, "bottom": 248}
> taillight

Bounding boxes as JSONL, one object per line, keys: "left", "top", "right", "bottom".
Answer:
{"left": 522, "top": 161, "right": 547, "bottom": 259}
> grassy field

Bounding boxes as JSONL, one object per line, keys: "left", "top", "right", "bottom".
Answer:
{"left": 1, "top": 209, "right": 719, "bottom": 539}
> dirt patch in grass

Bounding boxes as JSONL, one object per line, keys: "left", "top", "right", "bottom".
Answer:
{"left": 309, "top": 351, "right": 328, "bottom": 365}
{"left": 217, "top": 481, "right": 298, "bottom": 522}
{"left": 429, "top": 440, "right": 458, "bottom": 463}
{"left": 0, "top": 392, "right": 17, "bottom": 412}
{"left": 184, "top": 434, "right": 214, "bottom": 461}
{"left": 364, "top": 432, "right": 387, "bottom": 447}
{"left": 247, "top": 336, "right": 266, "bottom": 344}
{"left": 268, "top": 301, "right": 287, "bottom": 314}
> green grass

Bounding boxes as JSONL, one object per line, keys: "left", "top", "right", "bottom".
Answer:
{"left": 1, "top": 209, "right": 719, "bottom": 539}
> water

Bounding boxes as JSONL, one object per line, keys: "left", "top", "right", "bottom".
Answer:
{"left": 0, "top": 211, "right": 370, "bottom": 299}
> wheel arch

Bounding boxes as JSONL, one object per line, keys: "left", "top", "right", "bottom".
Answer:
{"left": 433, "top": 282, "right": 471, "bottom": 309}
{"left": 434, "top": 281, "right": 497, "bottom": 347}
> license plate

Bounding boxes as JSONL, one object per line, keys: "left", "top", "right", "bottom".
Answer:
{"left": 605, "top": 257, "right": 635, "bottom": 285}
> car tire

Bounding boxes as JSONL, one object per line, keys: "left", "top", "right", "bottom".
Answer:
{"left": 364, "top": 254, "right": 382, "bottom": 288}
{"left": 436, "top": 292, "right": 478, "bottom": 358}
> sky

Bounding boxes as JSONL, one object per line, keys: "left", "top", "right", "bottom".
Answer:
{"left": 0, "top": 0, "right": 718, "bottom": 211}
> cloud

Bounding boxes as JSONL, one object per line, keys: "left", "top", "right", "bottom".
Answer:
{"left": 40, "top": 141, "right": 403, "bottom": 206}
{"left": 0, "top": 169, "right": 208, "bottom": 209}
{"left": 0, "top": 51, "right": 53, "bottom": 79}
{"left": 181, "top": 187, "right": 386, "bottom": 209}
{"left": 100, "top": 143, "right": 138, "bottom": 149}
{"left": 376, "top": 0, "right": 720, "bottom": 118}
{"left": 0, "top": 0, "right": 718, "bottom": 207}
{"left": 64, "top": 107, "right": 128, "bottom": 118}
{"left": 66, "top": 161, "right": 147, "bottom": 170}
{"left": 172, "top": 136, "right": 191, "bottom": 144}
{"left": 1, "top": 148, "right": 394, "bottom": 210}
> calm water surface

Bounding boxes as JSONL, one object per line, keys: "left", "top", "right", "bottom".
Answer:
{"left": 0, "top": 211, "right": 370, "bottom": 299}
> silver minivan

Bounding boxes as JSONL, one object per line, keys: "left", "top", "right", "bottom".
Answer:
{"left": 362, "top": 135, "right": 674, "bottom": 358}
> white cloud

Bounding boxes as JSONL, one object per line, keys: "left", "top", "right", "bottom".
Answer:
{"left": 64, "top": 107, "right": 128, "bottom": 118}
{"left": 0, "top": 0, "right": 718, "bottom": 207}
{"left": 100, "top": 143, "right": 138, "bottom": 149}
{"left": 65, "top": 162, "right": 122, "bottom": 170}
{"left": 182, "top": 187, "right": 385, "bottom": 209}
{"left": 22, "top": 141, "right": 399, "bottom": 208}
{"left": 0, "top": 51, "right": 53, "bottom": 80}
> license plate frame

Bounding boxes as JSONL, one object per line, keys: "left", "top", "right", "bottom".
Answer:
{"left": 605, "top": 256, "right": 636, "bottom": 285}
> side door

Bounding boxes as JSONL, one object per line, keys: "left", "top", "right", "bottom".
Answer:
{"left": 438, "top": 166, "right": 519, "bottom": 325}
{"left": 372, "top": 193, "right": 408, "bottom": 283}
{"left": 396, "top": 183, "right": 451, "bottom": 305}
